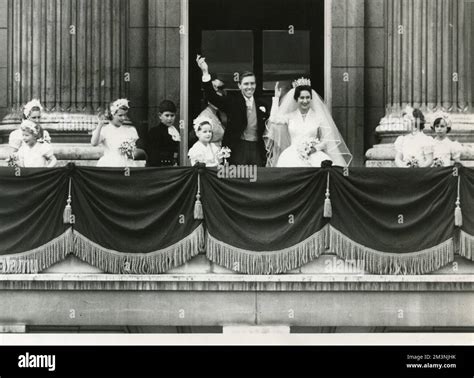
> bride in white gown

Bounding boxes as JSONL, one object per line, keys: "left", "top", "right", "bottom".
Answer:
{"left": 265, "top": 78, "right": 352, "bottom": 167}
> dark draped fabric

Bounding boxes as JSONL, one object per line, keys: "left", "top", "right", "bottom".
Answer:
{"left": 0, "top": 166, "right": 472, "bottom": 275}
{"left": 0, "top": 167, "right": 71, "bottom": 272}
{"left": 71, "top": 166, "right": 204, "bottom": 273}
{"left": 460, "top": 166, "right": 474, "bottom": 261}
{"left": 328, "top": 167, "right": 456, "bottom": 274}
{"left": 200, "top": 167, "right": 330, "bottom": 274}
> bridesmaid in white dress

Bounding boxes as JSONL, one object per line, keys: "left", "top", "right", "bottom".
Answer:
{"left": 265, "top": 78, "right": 352, "bottom": 167}
{"left": 9, "top": 99, "right": 51, "bottom": 152}
{"left": 91, "top": 99, "right": 139, "bottom": 167}
{"left": 17, "top": 120, "right": 57, "bottom": 168}
{"left": 431, "top": 113, "right": 462, "bottom": 167}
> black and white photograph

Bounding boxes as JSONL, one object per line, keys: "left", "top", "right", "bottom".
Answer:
{"left": 0, "top": 0, "right": 473, "bottom": 376}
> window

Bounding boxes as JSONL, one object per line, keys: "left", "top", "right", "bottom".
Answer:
{"left": 263, "top": 30, "right": 310, "bottom": 92}
{"left": 201, "top": 30, "right": 253, "bottom": 89}
{"left": 201, "top": 30, "right": 310, "bottom": 94}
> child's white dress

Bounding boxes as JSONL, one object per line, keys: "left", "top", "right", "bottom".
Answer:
{"left": 17, "top": 142, "right": 55, "bottom": 167}
{"left": 394, "top": 132, "right": 434, "bottom": 165}
{"left": 432, "top": 137, "right": 462, "bottom": 166}
{"left": 96, "top": 123, "right": 139, "bottom": 167}
{"left": 188, "top": 141, "right": 220, "bottom": 167}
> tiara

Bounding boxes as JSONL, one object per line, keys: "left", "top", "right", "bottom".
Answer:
{"left": 23, "top": 99, "right": 43, "bottom": 118}
{"left": 110, "top": 98, "right": 130, "bottom": 115}
{"left": 292, "top": 77, "right": 311, "bottom": 88}
{"left": 20, "top": 119, "right": 40, "bottom": 136}
{"left": 193, "top": 116, "right": 213, "bottom": 132}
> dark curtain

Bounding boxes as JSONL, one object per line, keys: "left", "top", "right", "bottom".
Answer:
{"left": 70, "top": 166, "right": 204, "bottom": 273}
{"left": 0, "top": 167, "right": 71, "bottom": 272}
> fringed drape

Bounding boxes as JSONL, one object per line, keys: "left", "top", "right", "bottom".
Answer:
{"left": 0, "top": 229, "right": 73, "bottom": 274}
{"left": 206, "top": 226, "right": 329, "bottom": 275}
{"left": 1, "top": 166, "right": 474, "bottom": 275}
{"left": 73, "top": 225, "right": 204, "bottom": 274}
{"left": 459, "top": 230, "right": 474, "bottom": 261}
{"left": 329, "top": 226, "right": 454, "bottom": 275}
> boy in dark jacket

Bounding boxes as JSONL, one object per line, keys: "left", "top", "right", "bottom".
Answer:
{"left": 146, "top": 100, "right": 181, "bottom": 167}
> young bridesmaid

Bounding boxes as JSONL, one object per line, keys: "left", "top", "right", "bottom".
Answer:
{"left": 188, "top": 117, "right": 220, "bottom": 167}
{"left": 431, "top": 113, "right": 462, "bottom": 166}
{"left": 394, "top": 107, "right": 434, "bottom": 168}
{"left": 9, "top": 99, "right": 51, "bottom": 152}
{"left": 91, "top": 98, "right": 139, "bottom": 167}
{"left": 17, "top": 120, "right": 57, "bottom": 168}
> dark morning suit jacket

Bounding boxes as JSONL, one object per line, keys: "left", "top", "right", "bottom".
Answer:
{"left": 202, "top": 79, "right": 268, "bottom": 162}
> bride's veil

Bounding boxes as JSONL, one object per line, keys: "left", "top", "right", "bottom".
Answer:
{"left": 264, "top": 87, "right": 353, "bottom": 167}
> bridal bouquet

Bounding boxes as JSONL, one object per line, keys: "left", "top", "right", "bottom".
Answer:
{"left": 216, "top": 146, "right": 231, "bottom": 164}
{"left": 406, "top": 156, "right": 419, "bottom": 168}
{"left": 119, "top": 139, "right": 136, "bottom": 160}
{"left": 6, "top": 154, "right": 19, "bottom": 168}
{"left": 297, "top": 138, "right": 320, "bottom": 161}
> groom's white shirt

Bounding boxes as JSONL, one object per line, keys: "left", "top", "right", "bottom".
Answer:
{"left": 244, "top": 96, "right": 254, "bottom": 110}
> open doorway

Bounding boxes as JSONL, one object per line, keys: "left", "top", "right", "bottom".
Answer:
{"left": 188, "top": 0, "right": 325, "bottom": 126}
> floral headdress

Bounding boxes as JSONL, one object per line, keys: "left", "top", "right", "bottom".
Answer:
{"left": 292, "top": 77, "right": 311, "bottom": 88}
{"left": 432, "top": 110, "right": 452, "bottom": 128}
{"left": 23, "top": 99, "right": 43, "bottom": 119}
{"left": 402, "top": 105, "right": 415, "bottom": 119}
{"left": 20, "top": 119, "right": 40, "bottom": 137}
{"left": 110, "top": 98, "right": 130, "bottom": 115}
{"left": 193, "top": 116, "right": 213, "bottom": 133}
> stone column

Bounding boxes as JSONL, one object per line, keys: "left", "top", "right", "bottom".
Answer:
{"left": 366, "top": 0, "right": 474, "bottom": 166}
{"left": 1, "top": 0, "right": 129, "bottom": 141}
{"left": 385, "top": 0, "right": 470, "bottom": 113}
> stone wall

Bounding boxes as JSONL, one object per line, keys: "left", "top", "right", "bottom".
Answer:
{"left": 364, "top": 0, "right": 385, "bottom": 151}
{"left": 129, "top": 0, "right": 181, "bottom": 139}
{"left": 331, "top": 0, "right": 365, "bottom": 166}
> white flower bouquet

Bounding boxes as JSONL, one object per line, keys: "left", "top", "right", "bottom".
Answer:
{"left": 297, "top": 138, "right": 320, "bottom": 161}
{"left": 217, "top": 146, "right": 231, "bottom": 164}
{"left": 119, "top": 139, "right": 136, "bottom": 160}
{"left": 431, "top": 157, "right": 444, "bottom": 167}
{"left": 6, "top": 154, "right": 19, "bottom": 168}
{"left": 406, "top": 156, "right": 419, "bottom": 168}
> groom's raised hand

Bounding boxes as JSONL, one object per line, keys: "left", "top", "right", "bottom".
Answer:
{"left": 196, "top": 55, "right": 209, "bottom": 74}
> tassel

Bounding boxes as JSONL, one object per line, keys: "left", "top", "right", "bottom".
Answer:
{"left": 194, "top": 171, "right": 204, "bottom": 219}
{"left": 323, "top": 171, "right": 332, "bottom": 218}
{"left": 454, "top": 175, "right": 462, "bottom": 227}
{"left": 63, "top": 177, "right": 73, "bottom": 224}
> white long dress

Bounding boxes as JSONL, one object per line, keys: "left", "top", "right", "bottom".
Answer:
{"left": 188, "top": 141, "right": 220, "bottom": 167}
{"left": 17, "top": 142, "right": 55, "bottom": 167}
{"left": 265, "top": 92, "right": 352, "bottom": 167}
{"left": 432, "top": 137, "right": 462, "bottom": 166}
{"left": 276, "top": 109, "right": 331, "bottom": 167}
{"left": 96, "top": 123, "right": 139, "bottom": 167}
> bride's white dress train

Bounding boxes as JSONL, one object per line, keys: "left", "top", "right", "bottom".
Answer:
{"left": 276, "top": 109, "right": 331, "bottom": 167}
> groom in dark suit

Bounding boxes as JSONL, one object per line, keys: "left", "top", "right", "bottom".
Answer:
{"left": 196, "top": 55, "right": 268, "bottom": 166}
